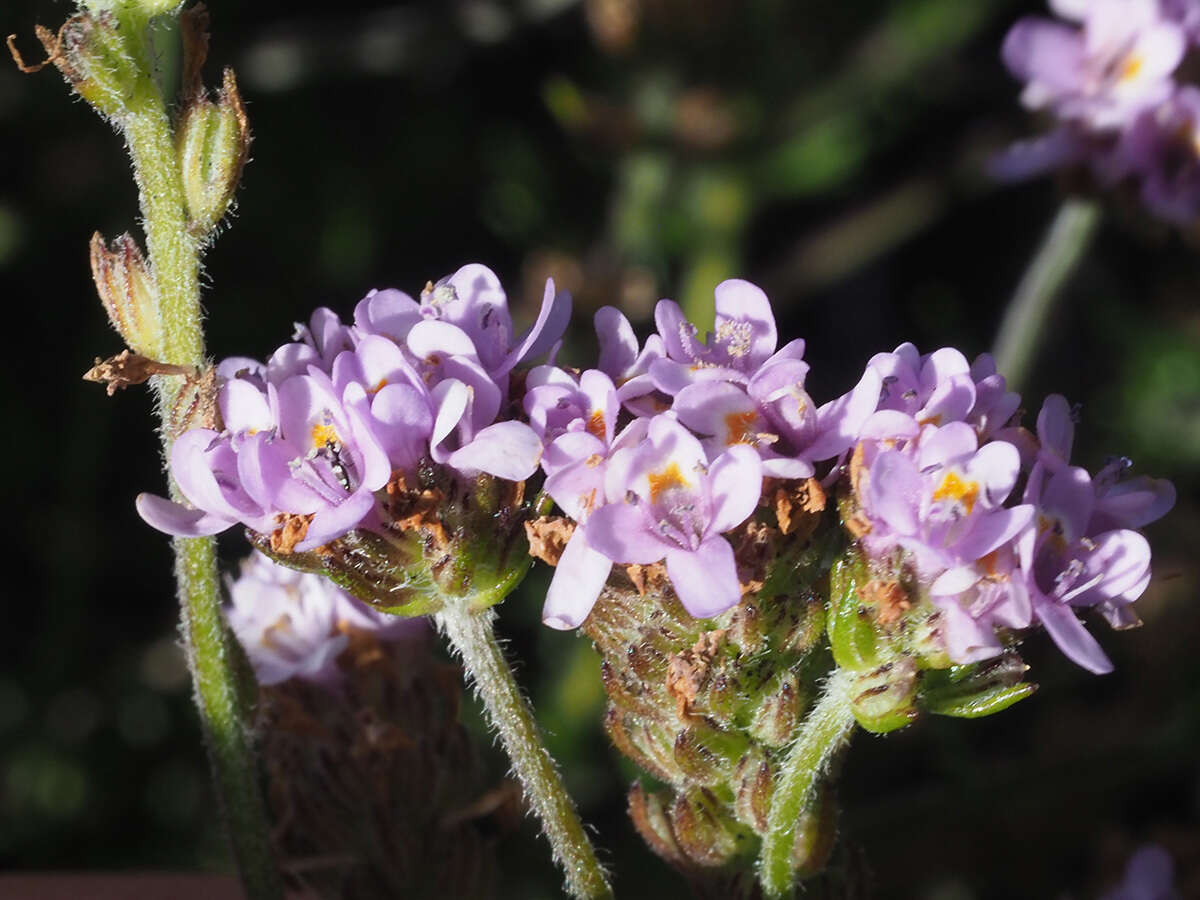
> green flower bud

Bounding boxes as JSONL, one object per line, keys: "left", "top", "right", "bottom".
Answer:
{"left": 848, "top": 658, "right": 919, "bottom": 733}
{"left": 176, "top": 68, "right": 250, "bottom": 237}
{"left": 827, "top": 551, "right": 884, "bottom": 672}
{"left": 89, "top": 231, "right": 161, "bottom": 357}
{"left": 919, "top": 652, "right": 1037, "bottom": 719}
{"left": 16, "top": 14, "right": 145, "bottom": 121}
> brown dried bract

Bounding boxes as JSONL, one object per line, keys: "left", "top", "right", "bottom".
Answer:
{"left": 844, "top": 512, "right": 872, "bottom": 539}
{"left": 170, "top": 366, "right": 220, "bottom": 437}
{"left": 179, "top": 3, "right": 210, "bottom": 101}
{"left": 665, "top": 630, "right": 726, "bottom": 720}
{"left": 83, "top": 350, "right": 193, "bottom": 396}
{"left": 732, "top": 520, "right": 777, "bottom": 595}
{"left": 861, "top": 579, "right": 910, "bottom": 625}
{"left": 772, "top": 476, "right": 826, "bottom": 538}
{"left": 7, "top": 22, "right": 68, "bottom": 75}
{"left": 848, "top": 441, "right": 868, "bottom": 499}
{"left": 623, "top": 562, "right": 666, "bottom": 596}
{"left": 386, "top": 474, "right": 447, "bottom": 547}
{"left": 270, "top": 513, "right": 314, "bottom": 555}
{"left": 524, "top": 516, "right": 574, "bottom": 566}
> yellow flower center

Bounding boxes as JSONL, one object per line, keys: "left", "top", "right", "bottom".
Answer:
{"left": 648, "top": 462, "right": 689, "bottom": 503}
{"left": 311, "top": 422, "right": 340, "bottom": 448}
{"left": 1120, "top": 55, "right": 1143, "bottom": 82}
{"left": 725, "top": 410, "right": 759, "bottom": 445}
{"left": 932, "top": 470, "right": 979, "bottom": 515}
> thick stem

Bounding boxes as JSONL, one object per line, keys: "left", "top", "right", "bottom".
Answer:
{"left": 992, "top": 197, "right": 1101, "bottom": 393}
{"left": 437, "top": 600, "right": 613, "bottom": 900}
{"left": 758, "top": 668, "right": 857, "bottom": 899}
{"left": 119, "top": 40, "right": 282, "bottom": 900}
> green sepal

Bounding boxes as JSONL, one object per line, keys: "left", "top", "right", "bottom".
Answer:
{"left": 826, "top": 551, "right": 881, "bottom": 672}
{"left": 920, "top": 679, "right": 1037, "bottom": 719}
{"left": 918, "top": 655, "right": 1037, "bottom": 719}
{"left": 249, "top": 528, "right": 442, "bottom": 618}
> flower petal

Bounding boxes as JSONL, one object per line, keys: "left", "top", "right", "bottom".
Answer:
{"left": 135, "top": 493, "right": 232, "bottom": 536}
{"left": 542, "top": 528, "right": 612, "bottom": 630}
{"left": 665, "top": 536, "right": 741, "bottom": 618}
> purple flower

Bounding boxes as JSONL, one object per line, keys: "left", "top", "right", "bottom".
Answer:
{"left": 226, "top": 551, "right": 423, "bottom": 686}
{"left": 354, "top": 265, "right": 571, "bottom": 382}
{"left": 864, "top": 343, "right": 977, "bottom": 432}
{"left": 138, "top": 365, "right": 393, "bottom": 550}
{"left": 580, "top": 414, "right": 763, "bottom": 620}
{"left": 1003, "top": 0, "right": 1185, "bottom": 130}
{"left": 594, "top": 305, "right": 668, "bottom": 415}
{"left": 1100, "top": 844, "right": 1180, "bottom": 900}
{"left": 649, "top": 279, "right": 786, "bottom": 394}
{"left": 139, "top": 264, "right": 555, "bottom": 548}
{"left": 858, "top": 421, "right": 1033, "bottom": 582}
{"left": 538, "top": 384, "right": 649, "bottom": 630}
{"left": 524, "top": 367, "right": 620, "bottom": 451}
{"left": 1019, "top": 395, "right": 1174, "bottom": 673}
{"left": 1105, "top": 86, "right": 1200, "bottom": 224}
{"left": 671, "top": 352, "right": 881, "bottom": 478}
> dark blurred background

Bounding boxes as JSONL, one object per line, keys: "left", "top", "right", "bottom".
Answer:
{"left": 2, "top": 0, "right": 1198, "bottom": 896}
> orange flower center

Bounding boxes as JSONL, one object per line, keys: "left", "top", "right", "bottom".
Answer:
{"left": 648, "top": 462, "right": 689, "bottom": 503}
{"left": 931, "top": 470, "right": 979, "bottom": 515}
{"left": 724, "top": 410, "right": 759, "bottom": 445}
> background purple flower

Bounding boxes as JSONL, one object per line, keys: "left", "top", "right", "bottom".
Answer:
{"left": 226, "top": 551, "right": 425, "bottom": 686}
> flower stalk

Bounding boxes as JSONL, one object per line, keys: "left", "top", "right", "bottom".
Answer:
{"left": 757, "top": 668, "right": 857, "bottom": 899}
{"left": 992, "top": 197, "right": 1101, "bottom": 392}
{"left": 437, "top": 598, "right": 613, "bottom": 900}
{"left": 15, "top": 5, "right": 280, "bottom": 896}
{"left": 123, "top": 47, "right": 283, "bottom": 900}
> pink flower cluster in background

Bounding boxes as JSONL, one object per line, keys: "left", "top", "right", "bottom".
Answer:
{"left": 227, "top": 551, "right": 424, "bottom": 686}
{"left": 996, "top": 0, "right": 1200, "bottom": 224}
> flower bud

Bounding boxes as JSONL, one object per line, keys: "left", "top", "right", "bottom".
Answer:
{"left": 673, "top": 720, "right": 749, "bottom": 786}
{"left": 747, "top": 671, "right": 804, "bottom": 747}
{"left": 670, "top": 786, "right": 754, "bottom": 867}
{"left": 848, "top": 658, "right": 919, "bottom": 734}
{"left": 918, "top": 652, "right": 1037, "bottom": 719}
{"left": 89, "top": 231, "right": 161, "bottom": 357}
{"left": 791, "top": 782, "right": 838, "bottom": 879}
{"left": 176, "top": 68, "right": 250, "bottom": 236}
{"left": 827, "top": 551, "right": 884, "bottom": 672}
{"left": 12, "top": 15, "right": 143, "bottom": 121}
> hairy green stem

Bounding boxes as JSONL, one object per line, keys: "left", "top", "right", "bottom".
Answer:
{"left": 117, "top": 23, "right": 282, "bottom": 900}
{"left": 759, "top": 668, "right": 857, "bottom": 899}
{"left": 437, "top": 600, "right": 613, "bottom": 900}
{"left": 992, "top": 197, "right": 1101, "bottom": 393}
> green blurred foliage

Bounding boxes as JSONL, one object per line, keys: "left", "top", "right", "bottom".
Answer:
{"left": 2, "top": 0, "right": 1199, "bottom": 896}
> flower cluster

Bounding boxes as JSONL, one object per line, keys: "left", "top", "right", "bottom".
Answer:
{"left": 137, "top": 265, "right": 567, "bottom": 552}
{"left": 534, "top": 280, "right": 1173, "bottom": 674}
{"left": 995, "top": 0, "right": 1200, "bottom": 225}
{"left": 227, "top": 550, "right": 424, "bottom": 686}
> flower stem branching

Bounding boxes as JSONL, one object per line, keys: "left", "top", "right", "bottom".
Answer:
{"left": 758, "top": 667, "right": 858, "bottom": 899}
